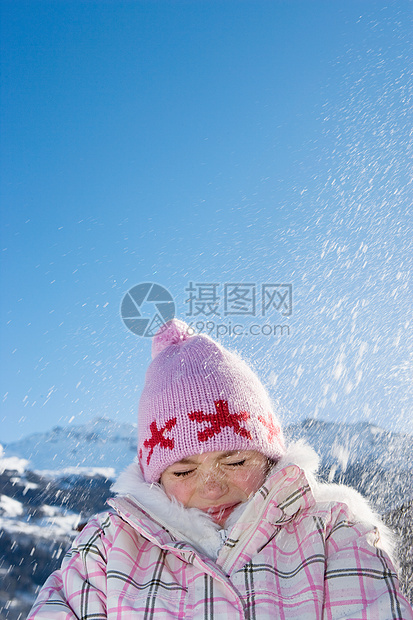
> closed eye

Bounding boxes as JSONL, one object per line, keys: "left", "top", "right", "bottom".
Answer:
{"left": 226, "top": 459, "right": 246, "bottom": 467}
{"left": 173, "top": 469, "right": 195, "bottom": 477}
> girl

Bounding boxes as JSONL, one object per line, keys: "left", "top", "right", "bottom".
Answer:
{"left": 28, "top": 319, "right": 412, "bottom": 619}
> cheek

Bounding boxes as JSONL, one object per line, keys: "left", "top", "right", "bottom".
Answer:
{"left": 231, "top": 467, "right": 267, "bottom": 495}
{"left": 162, "top": 478, "right": 194, "bottom": 506}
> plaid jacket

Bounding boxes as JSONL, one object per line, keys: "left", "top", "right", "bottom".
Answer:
{"left": 28, "top": 444, "right": 413, "bottom": 619}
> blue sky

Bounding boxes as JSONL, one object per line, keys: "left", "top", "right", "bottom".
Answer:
{"left": 1, "top": 1, "right": 412, "bottom": 443}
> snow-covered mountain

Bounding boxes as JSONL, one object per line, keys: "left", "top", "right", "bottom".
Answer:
{"left": 285, "top": 418, "right": 413, "bottom": 472}
{"left": 0, "top": 446, "right": 113, "bottom": 620}
{"left": 3, "top": 417, "right": 137, "bottom": 474}
{"left": 285, "top": 418, "right": 413, "bottom": 512}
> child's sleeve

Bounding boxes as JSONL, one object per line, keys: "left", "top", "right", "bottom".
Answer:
{"left": 26, "top": 514, "right": 111, "bottom": 619}
{"left": 322, "top": 503, "right": 413, "bottom": 620}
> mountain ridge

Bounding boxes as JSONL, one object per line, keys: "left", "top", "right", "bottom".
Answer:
{"left": 4, "top": 415, "right": 413, "bottom": 476}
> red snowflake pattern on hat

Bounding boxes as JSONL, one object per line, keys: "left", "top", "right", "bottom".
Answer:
{"left": 143, "top": 418, "right": 177, "bottom": 465}
{"left": 188, "top": 400, "right": 252, "bottom": 442}
{"left": 258, "top": 414, "right": 282, "bottom": 443}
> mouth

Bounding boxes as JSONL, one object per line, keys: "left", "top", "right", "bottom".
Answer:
{"left": 202, "top": 502, "right": 241, "bottom": 524}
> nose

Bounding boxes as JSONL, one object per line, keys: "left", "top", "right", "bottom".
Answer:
{"left": 197, "top": 471, "right": 228, "bottom": 499}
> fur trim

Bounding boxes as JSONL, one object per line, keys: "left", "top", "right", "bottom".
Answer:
{"left": 112, "top": 460, "right": 223, "bottom": 558}
{"left": 273, "top": 439, "right": 320, "bottom": 476}
{"left": 313, "top": 480, "right": 397, "bottom": 565}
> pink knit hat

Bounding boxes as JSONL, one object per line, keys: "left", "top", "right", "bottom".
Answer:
{"left": 138, "top": 319, "right": 285, "bottom": 482}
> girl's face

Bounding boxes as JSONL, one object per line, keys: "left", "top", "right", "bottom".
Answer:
{"left": 160, "top": 450, "right": 270, "bottom": 527}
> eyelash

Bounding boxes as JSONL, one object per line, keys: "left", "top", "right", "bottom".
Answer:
{"left": 227, "top": 459, "right": 246, "bottom": 467}
{"left": 172, "top": 459, "right": 246, "bottom": 477}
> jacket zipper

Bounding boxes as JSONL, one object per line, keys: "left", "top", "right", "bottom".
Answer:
{"left": 220, "top": 492, "right": 275, "bottom": 574}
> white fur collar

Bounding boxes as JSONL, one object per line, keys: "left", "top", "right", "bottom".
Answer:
{"left": 112, "top": 460, "right": 223, "bottom": 558}
{"left": 111, "top": 440, "right": 396, "bottom": 563}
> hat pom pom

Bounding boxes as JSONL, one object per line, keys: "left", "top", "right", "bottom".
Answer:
{"left": 151, "top": 318, "right": 192, "bottom": 359}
